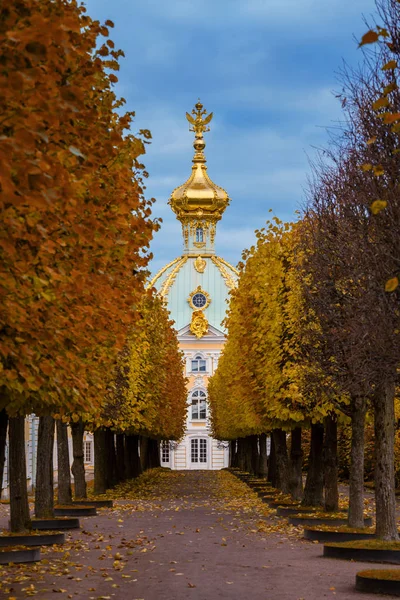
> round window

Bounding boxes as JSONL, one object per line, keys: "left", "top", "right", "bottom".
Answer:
{"left": 192, "top": 293, "right": 207, "bottom": 308}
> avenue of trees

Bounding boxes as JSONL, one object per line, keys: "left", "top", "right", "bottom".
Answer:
{"left": 0, "top": 0, "right": 187, "bottom": 532}
{"left": 208, "top": 0, "right": 400, "bottom": 540}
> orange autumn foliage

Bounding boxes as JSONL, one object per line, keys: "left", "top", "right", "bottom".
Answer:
{"left": 0, "top": 0, "right": 159, "bottom": 415}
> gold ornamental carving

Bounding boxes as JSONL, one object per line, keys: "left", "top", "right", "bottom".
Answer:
{"left": 186, "top": 101, "right": 213, "bottom": 135}
{"left": 146, "top": 256, "right": 182, "bottom": 290}
{"left": 194, "top": 256, "right": 206, "bottom": 273}
{"left": 190, "top": 310, "right": 208, "bottom": 338}
{"left": 187, "top": 285, "right": 211, "bottom": 310}
{"left": 159, "top": 256, "right": 188, "bottom": 297}
{"left": 211, "top": 256, "right": 237, "bottom": 290}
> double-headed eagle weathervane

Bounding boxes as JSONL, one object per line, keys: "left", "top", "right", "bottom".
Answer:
{"left": 186, "top": 100, "right": 213, "bottom": 135}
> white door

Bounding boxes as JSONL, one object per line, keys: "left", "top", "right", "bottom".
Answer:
{"left": 190, "top": 438, "right": 208, "bottom": 469}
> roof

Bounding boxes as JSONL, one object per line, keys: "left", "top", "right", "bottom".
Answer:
{"left": 150, "top": 255, "right": 238, "bottom": 333}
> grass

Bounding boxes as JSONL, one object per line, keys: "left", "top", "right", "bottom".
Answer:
{"left": 291, "top": 512, "right": 349, "bottom": 519}
{"left": 1, "top": 530, "right": 59, "bottom": 536}
{"left": 326, "top": 540, "right": 400, "bottom": 550}
{"left": 305, "top": 524, "right": 375, "bottom": 533}
{"left": 357, "top": 569, "right": 400, "bottom": 581}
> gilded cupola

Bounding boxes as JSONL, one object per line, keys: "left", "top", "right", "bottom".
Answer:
{"left": 169, "top": 101, "right": 230, "bottom": 256}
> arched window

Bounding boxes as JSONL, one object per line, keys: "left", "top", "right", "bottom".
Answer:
{"left": 191, "top": 390, "right": 207, "bottom": 420}
{"left": 191, "top": 354, "right": 206, "bottom": 373}
{"left": 196, "top": 227, "right": 204, "bottom": 243}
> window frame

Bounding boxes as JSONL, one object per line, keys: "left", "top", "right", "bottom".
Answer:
{"left": 195, "top": 227, "right": 204, "bottom": 243}
{"left": 191, "top": 354, "right": 207, "bottom": 373}
{"left": 190, "top": 389, "right": 207, "bottom": 420}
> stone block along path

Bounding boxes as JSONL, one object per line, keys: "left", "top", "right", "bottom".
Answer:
{"left": 0, "top": 470, "right": 392, "bottom": 600}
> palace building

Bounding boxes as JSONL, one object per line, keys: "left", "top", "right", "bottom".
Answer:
{"left": 150, "top": 101, "right": 238, "bottom": 470}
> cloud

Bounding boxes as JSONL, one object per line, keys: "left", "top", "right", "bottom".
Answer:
{"left": 84, "top": 0, "right": 378, "bottom": 275}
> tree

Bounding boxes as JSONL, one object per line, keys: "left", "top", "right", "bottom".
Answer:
{"left": 0, "top": 0, "right": 158, "bottom": 530}
{"left": 92, "top": 292, "right": 187, "bottom": 493}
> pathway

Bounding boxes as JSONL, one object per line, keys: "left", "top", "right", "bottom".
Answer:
{"left": 0, "top": 470, "right": 393, "bottom": 600}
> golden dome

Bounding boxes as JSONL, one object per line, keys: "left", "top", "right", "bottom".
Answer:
{"left": 169, "top": 101, "right": 230, "bottom": 223}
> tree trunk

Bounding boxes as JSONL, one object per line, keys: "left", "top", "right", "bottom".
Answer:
{"left": 348, "top": 396, "right": 366, "bottom": 528}
{"left": 323, "top": 415, "right": 339, "bottom": 512}
{"left": 9, "top": 416, "right": 31, "bottom": 532}
{"left": 56, "top": 420, "right": 72, "bottom": 505}
{"left": 70, "top": 420, "right": 86, "bottom": 499}
{"left": 140, "top": 436, "right": 149, "bottom": 472}
{"left": 249, "top": 435, "right": 259, "bottom": 475}
{"left": 268, "top": 434, "right": 277, "bottom": 486}
{"left": 302, "top": 423, "right": 324, "bottom": 507}
{"left": 116, "top": 434, "right": 125, "bottom": 483}
{"left": 243, "top": 436, "right": 254, "bottom": 473}
{"left": 105, "top": 429, "right": 117, "bottom": 489}
{"left": 237, "top": 438, "right": 246, "bottom": 471}
{"left": 94, "top": 428, "right": 107, "bottom": 495}
{"left": 231, "top": 440, "right": 238, "bottom": 468}
{"left": 258, "top": 433, "right": 268, "bottom": 478}
{"left": 374, "top": 379, "right": 398, "bottom": 540}
{"left": 125, "top": 435, "right": 142, "bottom": 479}
{"left": 148, "top": 438, "right": 160, "bottom": 469}
{"left": 289, "top": 427, "right": 303, "bottom": 500}
{"left": 35, "top": 415, "right": 55, "bottom": 518}
{"left": 272, "top": 429, "right": 290, "bottom": 493}
{"left": 0, "top": 409, "right": 8, "bottom": 499}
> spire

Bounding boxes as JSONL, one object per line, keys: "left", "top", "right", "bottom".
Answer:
{"left": 185, "top": 99, "right": 213, "bottom": 165}
{"left": 169, "top": 100, "right": 230, "bottom": 256}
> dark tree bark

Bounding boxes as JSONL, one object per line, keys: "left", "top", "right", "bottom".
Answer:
{"left": 374, "top": 379, "right": 398, "bottom": 540}
{"left": 243, "top": 436, "right": 254, "bottom": 473}
{"left": 231, "top": 440, "right": 238, "bottom": 468}
{"left": 348, "top": 396, "right": 367, "bottom": 528}
{"left": 140, "top": 436, "right": 149, "bottom": 472}
{"left": 70, "top": 420, "right": 86, "bottom": 499}
{"left": 105, "top": 428, "right": 117, "bottom": 488}
{"left": 249, "top": 435, "right": 259, "bottom": 475}
{"left": 272, "top": 429, "right": 290, "bottom": 493}
{"left": 56, "top": 419, "right": 72, "bottom": 504}
{"left": 302, "top": 423, "right": 324, "bottom": 507}
{"left": 0, "top": 409, "right": 8, "bottom": 499}
{"left": 237, "top": 438, "right": 246, "bottom": 471}
{"left": 323, "top": 415, "right": 339, "bottom": 512}
{"left": 148, "top": 438, "right": 160, "bottom": 469}
{"left": 116, "top": 434, "right": 125, "bottom": 483}
{"left": 289, "top": 427, "right": 303, "bottom": 500}
{"left": 125, "top": 434, "right": 142, "bottom": 479}
{"left": 268, "top": 434, "right": 277, "bottom": 486}
{"left": 9, "top": 416, "right": 31, "bottom": 532}
{"left": 56, "top": 420, "right": 72, "bottom": 505}
{"left": 35, "top": 415, "right": 55, "bottom": 518}
{"left": 258, "top": 433, "right": 268, "bottom": 478}
{"left": 94, "top": 428, "right": 107, "bottom": 495}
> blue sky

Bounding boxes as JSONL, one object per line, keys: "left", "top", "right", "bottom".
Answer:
{"left": 84, "top": 0, "right": 377, "bottom": 274}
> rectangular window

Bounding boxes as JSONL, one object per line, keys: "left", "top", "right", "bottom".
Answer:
{"left": 84, "top": 441, "right": 92, "bottom": 463}
{"left": 191, "top": 439, "right": 198, "bottom": 463}
{"left": 161, "top": 441, "right": 170, "bottom": 463}
{"left": 199, "top": 399, "right": 207, "bottom": 419}
{"left": 191, "top": 358, "right": 207, "bottom": 372}
{"left": 199, "top": 439, "right": 207, "bottom": 463}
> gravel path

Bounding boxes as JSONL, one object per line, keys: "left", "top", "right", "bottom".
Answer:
{"left": 0, "top": 470, "right": 396, "bottom": 600}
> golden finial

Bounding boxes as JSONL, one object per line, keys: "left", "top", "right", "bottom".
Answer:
{"left": 185, "top": 100, "right": 213, "bottom": 136}
{"left": 185, "top": 100, "right": 213, "bottom": 164}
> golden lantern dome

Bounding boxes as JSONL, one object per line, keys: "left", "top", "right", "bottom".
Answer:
{"left": 169, "top": 100, "right": 230, "bottom": 224}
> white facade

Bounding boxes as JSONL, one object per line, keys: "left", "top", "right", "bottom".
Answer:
{"left": 159, "top": 325, "right": 229, "bottom": 470}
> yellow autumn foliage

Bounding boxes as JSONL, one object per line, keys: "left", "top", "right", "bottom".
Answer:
{"left": 209, "top": 219, "right": 340, "bottom": 440}
{"left": 105, "top": 292, "right": 187, "bottom": 440}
